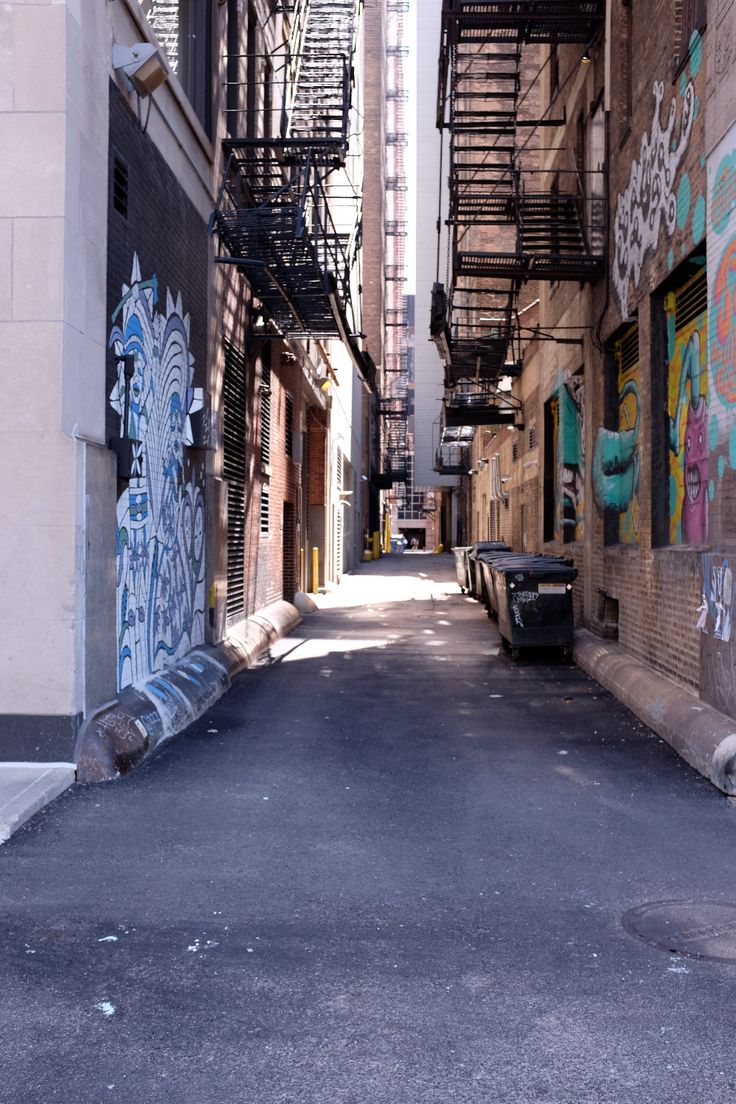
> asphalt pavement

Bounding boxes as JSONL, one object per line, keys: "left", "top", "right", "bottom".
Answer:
{"left": 2, "top": 553, "right": 736, "bottom": 1104}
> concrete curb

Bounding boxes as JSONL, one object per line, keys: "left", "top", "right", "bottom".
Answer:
{"left": 0, "top": 764, "right": 76, "bottom": 844}
{"left": 574, "top": 628, "right": 736, "bottom": 796}
{"left": 75, "top": 600, "right": 301, "bottom": 783}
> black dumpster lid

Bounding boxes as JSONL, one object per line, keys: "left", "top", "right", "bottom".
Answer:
{"left": 491, "top": 557, "right": 578, "bottom": 580}
{"left": 469, "top": 541, "right": 510, "bottom": 556}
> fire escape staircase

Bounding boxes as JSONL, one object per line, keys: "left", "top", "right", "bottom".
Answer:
{"left": 432, "top": 0, "right": 605, "bottom": 438}
{"left": 211, "top": 0, "right": 372, "bottom": 383}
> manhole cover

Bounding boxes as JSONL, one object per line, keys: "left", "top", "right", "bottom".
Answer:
{"left": 622, "top": 900, "right": 736, "bottom": 963}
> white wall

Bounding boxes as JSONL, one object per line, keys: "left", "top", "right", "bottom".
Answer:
{"left": 412, "top": 0, "right": 458, "bottom": 491}
{"left": 0, "top": 1, "right": 111, "bottom": 718}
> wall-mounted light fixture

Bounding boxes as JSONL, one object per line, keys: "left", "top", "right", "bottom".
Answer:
{"left": 112, "top": 42, "right": 169, "bottom": 97}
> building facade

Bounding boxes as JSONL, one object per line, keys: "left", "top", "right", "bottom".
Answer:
{"left": 423, "top": 2, "right": 736, "bottom": 728}
{"left": 1, "top": 0, "right": 380, "bottom": 765}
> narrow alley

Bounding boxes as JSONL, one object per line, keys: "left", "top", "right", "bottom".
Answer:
{"left": 2, "top": 555, "right": 735, "bottom": 1104}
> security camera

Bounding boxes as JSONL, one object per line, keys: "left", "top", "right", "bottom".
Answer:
{"left": 112, "top": 42, "right": 169, "bottom": 97}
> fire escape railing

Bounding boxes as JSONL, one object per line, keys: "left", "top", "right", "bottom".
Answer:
{"left": 211, "top": 0, "right": 372, "bottom": 383}
{"left": 432, "top": 0, "right": 605, "bottom": 445}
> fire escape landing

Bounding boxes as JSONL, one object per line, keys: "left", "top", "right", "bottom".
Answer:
{"left": 433, "top": 0, "right": 605, "bottom": 455}
{"left": 211, "top": 0, "right": 370, "bottom": 382}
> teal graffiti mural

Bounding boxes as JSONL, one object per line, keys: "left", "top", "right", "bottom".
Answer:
{"left": 592, "top": 380, "right": 640, "bottom": 528}
{"left": 559, "top": 377, "right": 585, "bottom": 542}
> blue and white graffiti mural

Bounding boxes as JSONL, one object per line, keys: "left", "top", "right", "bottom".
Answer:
{"left": 109, "top": 256, "right": 206, "bottom": 691}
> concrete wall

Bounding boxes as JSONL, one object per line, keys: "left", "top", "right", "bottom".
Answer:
{"left": 0, "top": 1, "right": 111, "bottom": 756}
{"left": 413, "top": 0, "right": 457, "bottom": 492}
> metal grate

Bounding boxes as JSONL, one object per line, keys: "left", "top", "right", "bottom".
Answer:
{"left": 285, "top": 392, "right": 294, "bottom": 457}
{"left": 223, "top": 340, "right": 248, "bottom": 621}
{"left": 617, "top": 323, "right": 639, "bottom": 375}
{"left": 676, "top": 267, "right": 707, "bottom": 329}
{"left": 282, "top": 500, "right": 297, "bottom": 600}
{"left": 112, "top": 157, "right": 128, "bottom": 219}
{"left": 260, "top": 487, "right": 270, "bottom": 535}
{"left": 512, "top": 440, "right": 519, "bottom": 463}
{"left": 623, "top": 900, "right": 736, "bottom": 963}
{"left": 528, "top": 425, "right": 536, "bottom": 451}
{"left": 260, "top": 348, "right": 272, "bottom": 466}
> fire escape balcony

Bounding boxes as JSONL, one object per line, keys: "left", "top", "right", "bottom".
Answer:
{"left": 435, "top": 441, "right": 471, "bottom": 476}
{"left": 440, "top": 1, "right": 605, "bottom": 45}
{"left": 212, "top": 0, "right": 372, "bottom": 382}
{"left": 444, "top": 383, "right": 522, "bottom": 428}
{"left": 430, "top": 0, "right": 606, "bottom": 376}
{"left": 376, "top": 394, "right": 410, "bottom": 486}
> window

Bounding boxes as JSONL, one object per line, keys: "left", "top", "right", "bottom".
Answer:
{"left": 619, "top": 0, "right": 633, "bottom": 141}
{"left": 676, "top": 0, "right": 707, "bottom": 72}
{"left": 138, "top": 1, "right": 212, "bottom": 133}
{"left": 245, "top": 4, "right": 257, "bottom": 138}
{"left": 549, "top": 43, "right": 559, "bottom": 101}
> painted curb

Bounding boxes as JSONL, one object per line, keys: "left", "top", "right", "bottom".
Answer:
{"left": 76, "top": 601, "right": 301, "bottom": 783}
{"left": 574, "top": 628, "right": 736, "bottom": 796}
{"left": 0, "top": 764, "right": 77, "bottom": 844}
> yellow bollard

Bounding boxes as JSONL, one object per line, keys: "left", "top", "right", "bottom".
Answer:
{"left": 372, "top": 530, "right": 381, "bottom": 560}
{"left": 300, "top": 547, "right": 305, "bottom": 591}
{"left": 311, "top": 546, "right": 319, "bottom": 594}
{"left": 383, "top": 512, "right": 391, "bottom": 554}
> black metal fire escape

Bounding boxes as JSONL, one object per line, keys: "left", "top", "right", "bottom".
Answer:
{"left": 432, "top": 0, "right": 605, "bottom": 448}
{"left": 211, "top": 0, "right": 370, "bottom": 381}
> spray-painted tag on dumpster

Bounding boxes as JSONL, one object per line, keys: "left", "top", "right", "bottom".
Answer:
{"left": 538, "top": 583, "right": 567, "bottom": 594}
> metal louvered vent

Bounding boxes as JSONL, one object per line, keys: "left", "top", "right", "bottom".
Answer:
{"left": 261, "top": 348, "right": 272, "bottom": 466}
{"left": 113, "top": 157, "right": 128, "bottom": 219}
{"left": 512, "top": 440, "right": 519, "bottom": 463}
{"left": 618, "top": 323, "right": 639, "bottom": 374}
{"left": 676, "top": 268, "right": 707, "bottom": 329}
{"left": 285, "top": 393, "right": 294, "bottom": 457}
{"left": 223, "top": 340, "right": 247, "bottom": 622}
{"left": 260, "top": 488, "right": 270, "bottom": 535}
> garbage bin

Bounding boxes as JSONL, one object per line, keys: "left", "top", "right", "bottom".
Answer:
{"left": 491, "top": 557, "right": 577, "bottom": 658}
{"left": 467, "top": 542, "right": 510, "bottom": 601}
{"left": 453, "top": 546, "right": 472, "bottom": 592}
{"left": 480, "top": 552, "right": 572, "bottom": 617}
{"left": 477, "top": 550, "right": 531, "bottom": 616}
